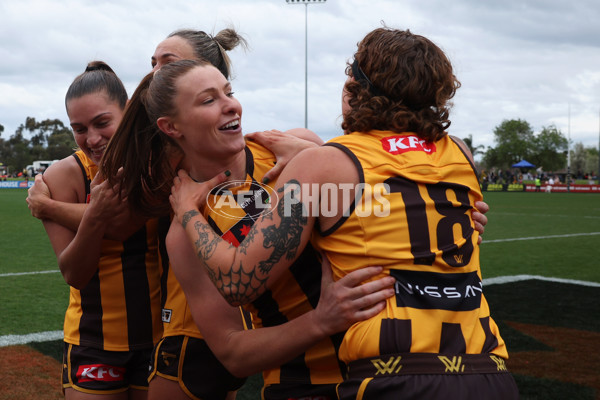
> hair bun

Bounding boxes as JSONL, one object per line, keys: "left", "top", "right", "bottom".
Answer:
{"left": 85, "top": 61, "right": 115, "bottom": 74}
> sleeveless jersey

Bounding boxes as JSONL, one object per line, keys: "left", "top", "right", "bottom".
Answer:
{"left": 313, "top": 131, "right": 508, "bottom": 364}
{"left": 62, "top": 150, "right": 163, "bottom": 351}
{"left": 206, "top": 140, "right": 345, "bottom": 398}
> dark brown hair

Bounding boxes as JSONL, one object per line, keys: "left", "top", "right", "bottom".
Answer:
{"left": 341, "top": 27, "right": 460, "bottom": 142}
{"left": 65, "top": 61, "right": 127, "bottom": 111}
{"left": 168, "top": 28, "right": 247, "bottom": 79}
{"left": 102, "top": 60, "right": 208, "bottom": 217}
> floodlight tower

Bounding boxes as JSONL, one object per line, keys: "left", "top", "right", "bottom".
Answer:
{"left": 285, "top": 0, "right": 326, "bottom": 129}
{"left": 567, "top": 104, "right": 571, "bottom": 192}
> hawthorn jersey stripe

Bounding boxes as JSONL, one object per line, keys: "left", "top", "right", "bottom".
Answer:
{"left": 62, "top": 151, "right": 162, "bottom": 351}
{"left": 72, "top": 152, "right": 103, "bottom": 348}
{"left": 122, "top": 225, "right": 154, "bottom": 347}
{"left": 479, "top": 316, "right": 499, "bottom": 353}
{"left": 380, "top": 319, "right": 411, "bottom": 354}
{"left": 440, "top": 322, "right": 467, "bottom": 353}
{"left": 78, "top": 270, "right": 103, "bottom": 347}
{"left": 288, "top": 243, "right": 321, "bottom": 309}
{"left": 157, "top": 216, "right": 171, "bottom": 310}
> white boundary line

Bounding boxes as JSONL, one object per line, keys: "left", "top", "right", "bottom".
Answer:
{"left": 0, "top": 269, "right": 60, "bottom": 278}
{"left": 1, "top": 275, "right": 598, "bottom": 347}
{"left": 483, "top": 232, "right": 600, "bottom": 243}
{"left": 483, "top": 274, "right": 600, "bottom": 287}
{"left": 0, "top": 331, "right": 63, "bottom": 347}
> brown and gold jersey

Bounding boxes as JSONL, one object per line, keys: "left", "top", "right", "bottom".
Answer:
{"left": 62, "top": 150, "right": 162, "bottom": 351}
{"left": 313, "top": 131, "right": 507, "bottom": 364}
{"left": 206, "top": 140, "right": 345, "bottom": 398}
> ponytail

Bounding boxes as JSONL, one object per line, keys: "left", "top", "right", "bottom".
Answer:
{"left": 101, "top": 72, "right": 180, "bottom": 217}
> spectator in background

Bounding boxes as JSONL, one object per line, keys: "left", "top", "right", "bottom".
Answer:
{"left": 546, "top": 176, "right": 554, "bottom": 192}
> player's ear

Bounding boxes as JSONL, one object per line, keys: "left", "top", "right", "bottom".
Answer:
{"left": 157, "top": 117, "right": 182, "bottom": 139}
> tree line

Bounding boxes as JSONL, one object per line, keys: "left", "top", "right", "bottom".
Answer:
{"left": 0, "top": 118, "right": 76, "bottom": 176}
{"left": 0, "top": 117, "right": 598, "bottom": 179}
{"left": 463, "top": 119, "right": 598, "bottom": 179}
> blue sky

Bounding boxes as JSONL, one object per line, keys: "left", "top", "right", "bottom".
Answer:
{"left": 1, "top": 0, "right": 599, "bottom": 154}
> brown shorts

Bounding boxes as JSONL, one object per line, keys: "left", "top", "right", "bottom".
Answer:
{"left": 62, "top": 342, "right": 152, "bottom": 394}
{"left": 149, "top": 335, "right": 246, "bottom": 399}
{"left": 337, "top": 353, "right": 519, "bottom": 400}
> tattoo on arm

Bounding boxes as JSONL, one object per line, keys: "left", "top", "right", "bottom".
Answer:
{"left": 238, "top": 224, "right": 258, "bottom": 255}
{"left": 192, "top": 220, "right": 221, "bottom": 261}
{"left": 258, "top": 180, "right": 307, "bottom": 275}
{"left": 205, "top": 261, "right": 270, "bottom": 306}
{"left": 182, "top": 210, "right": 200, "bottom": 229}
{"left": 194, "top": 179, "right": 309, "bottom": 305}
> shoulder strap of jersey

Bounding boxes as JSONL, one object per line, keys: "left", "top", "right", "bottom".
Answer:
{"left": 72, "top": 152, "right": 91, "bottom": 201}
{"left": 449, "top": 136, "right": 481, "bottom": 182}
{"left": 320, "top": 142, "right": 365, "bottom": 237}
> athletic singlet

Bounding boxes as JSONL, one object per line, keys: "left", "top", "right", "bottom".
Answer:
{"left": 313, "top": 130, "right": 508, "bottom": 364}
{"left": 206, "top": 140, "right": 345, "bottom": 398}
{"left": 62, "top": 150, "right": 162, "bottom": 351}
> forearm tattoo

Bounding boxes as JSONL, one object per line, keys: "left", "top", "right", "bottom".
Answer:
{"left": 258, "top": 180, "right": 307, "bottom": 275}
{"left": 182, "top": 210, "right": 200, "bottom": 229}
{"left": 191, "top": 179, "right": 309, "bottom": 305}
{"left": 192, "top": 220, "right": 221, "bottom": 261}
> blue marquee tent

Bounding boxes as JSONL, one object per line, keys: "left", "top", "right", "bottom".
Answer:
{"left": 512, "top": 160, "right": 536, "bottom": 168}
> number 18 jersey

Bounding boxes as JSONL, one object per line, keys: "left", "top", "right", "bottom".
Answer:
{"left": 312, "top": 130, "right": 508, "bottom": 364}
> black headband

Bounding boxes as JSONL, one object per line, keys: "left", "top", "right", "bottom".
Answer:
{"left": 351, "top": 59, "right": 383, "bottom": 97}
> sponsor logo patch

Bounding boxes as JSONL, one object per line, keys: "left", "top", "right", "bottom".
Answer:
{"left": 391, "top": 270, "right": 482, "bottom": 311}
{"left": 381, "top": 135, "right": 436, "bottom": 155}
{"left": 76, "top": 364, "right": 125, "bottom": 382}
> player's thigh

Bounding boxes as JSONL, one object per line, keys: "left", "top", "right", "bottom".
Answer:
{"left": 148, "top": 376, "right": 189, "bottom": 400}
{"left": 129, "top": 388, "right": 148, "bottom": 400}
{"left": 148, "top": 375, "right": 238, "bottom": 400}
{"left": 65, "top": 387, "right": 129, "bottom": 400}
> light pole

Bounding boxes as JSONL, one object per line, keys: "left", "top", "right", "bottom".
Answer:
{"left": 567, "top": 103, "right": 571, "bottom": 192}
{"left": 285, "top": 0, "right": 326, "bottom": 129}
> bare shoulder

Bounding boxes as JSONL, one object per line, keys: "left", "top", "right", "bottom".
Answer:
{"left": 43, "top": 156, "right": 85, "bottom": 203}
{"left": 285, "top": 128, "right": 324, "bottom": 145}
{"left": 285, "top": 144, "right": 359, "bottom": 184}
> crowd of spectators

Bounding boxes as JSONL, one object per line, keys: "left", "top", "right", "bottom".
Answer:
{"left": 481, "top": 168, "right": 597, "bottom": 186}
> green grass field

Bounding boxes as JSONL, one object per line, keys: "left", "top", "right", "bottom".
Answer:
{"left": 1, "top": 188, "right": 599, "bottom": 399}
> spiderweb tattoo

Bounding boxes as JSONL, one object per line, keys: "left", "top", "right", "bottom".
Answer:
{"left": 186, "top": 179, "right": 309, "bottom": 304}
{"left": 205, "top": 261, "right": 270, "bottom": 306}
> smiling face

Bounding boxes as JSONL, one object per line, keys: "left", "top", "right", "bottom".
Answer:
{"left": 67, "top": 91, "right": 124, "bottom": 165}
{"left": 158, "top": 64, "right": 245, "bottom": 167}
{"left": 151, "top": 36, "right": 196, "bottom": 72}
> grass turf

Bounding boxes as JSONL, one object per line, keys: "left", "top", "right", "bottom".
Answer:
{"left": 2, "top": 188, "right": 599, "bottom": 399}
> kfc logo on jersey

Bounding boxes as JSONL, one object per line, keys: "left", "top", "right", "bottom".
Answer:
{"left": 77, "top": 364, "right": 125, "bottom": 382}
{"left": 381, "top": 135, "right": 436, "bottom": 155}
